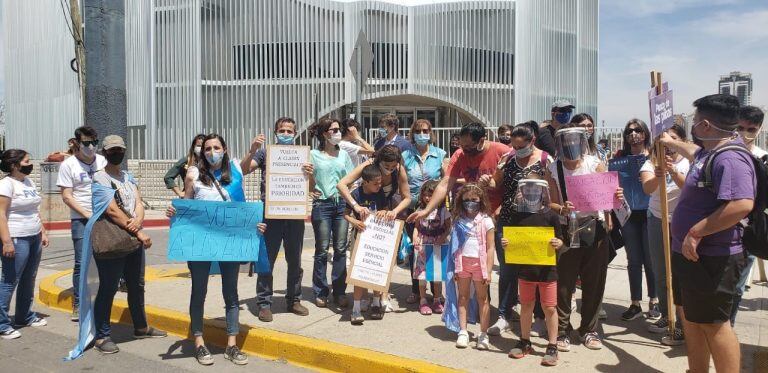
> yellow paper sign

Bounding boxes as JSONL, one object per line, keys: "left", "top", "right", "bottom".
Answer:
{"left": 503, "top": 227, "right": 556, "bottom": 266}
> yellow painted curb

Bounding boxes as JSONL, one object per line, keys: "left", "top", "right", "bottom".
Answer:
{"left": 38, "top": 270, "right": 462, "bottom": 373}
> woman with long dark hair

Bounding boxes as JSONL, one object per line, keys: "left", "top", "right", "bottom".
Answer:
{"left": 609, "top": 119, "right": 658, "bottom": 322}
{"left": 164, "top": 134, "right": 206, "bottom": 198}
{"left": 570, "top": 113, "right": 598, "bottom": 155}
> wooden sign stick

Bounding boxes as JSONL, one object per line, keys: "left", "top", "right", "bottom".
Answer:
{"left": 651, "top": 70, "right": 676, "bottom": 335}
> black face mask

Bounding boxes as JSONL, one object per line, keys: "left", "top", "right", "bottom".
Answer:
{"left": 20, "top": 165, "right": 33, "bottom": 175}
{"left": 106, "top": 152, "right": 125, "bottom": 165}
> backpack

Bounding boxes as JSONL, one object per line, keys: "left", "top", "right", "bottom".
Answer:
{"left": 699, "top": 144, "right": 768, "bottom": 259}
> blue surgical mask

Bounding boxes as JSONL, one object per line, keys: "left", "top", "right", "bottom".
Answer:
{"left": 414, "top": 134, "right": 430, "bottom": 146}
{"left": 206, "top": 151, "right": 224, "bottom": 166}
{"left": 378, "top": 128, "right": 389, "bottom": 137}
{"left": 276, "top": 134, "right": 295, "bottom": 145}
{"left": 463, "top": 200, "right": 480, "bottom": 213}
{"left": 515, "top": 144, "right": 533, "bottom": 159}
{"left": 555, "top": 112, "right": 572, "bottom": 125}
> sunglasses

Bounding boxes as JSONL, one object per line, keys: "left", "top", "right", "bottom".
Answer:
{"left": 625, "top": 128, "right": 643, "bottom": 135}
{"left": 327, "top": 128, "right": 340, "bottom": 134}
{"left": 80, "top": 140, "right": 100, "bottom": 147}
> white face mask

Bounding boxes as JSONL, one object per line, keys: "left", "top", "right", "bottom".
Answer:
{"left": 328, "top": 132, "right": 342, "bottom": 145}
{"left": 194, "top": 146, "right": 202, "bottom": 156}
{"left": 81, "top": 144, "right": 95, "bottom": 157}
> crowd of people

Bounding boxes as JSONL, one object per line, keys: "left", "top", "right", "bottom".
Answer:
{"left": 0, "top": 94, "right": 764, "bottom": 371}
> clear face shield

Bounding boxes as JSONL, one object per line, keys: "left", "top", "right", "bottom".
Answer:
{"left": 513, "top": 179, "right": 551, "bottom": 213}
{"left": 555, "top": 127, "right": 589, "bottom": 161}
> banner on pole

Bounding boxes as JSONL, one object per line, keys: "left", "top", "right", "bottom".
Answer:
{"left": 648, "top": 81, "right": 674, "bottom": 138}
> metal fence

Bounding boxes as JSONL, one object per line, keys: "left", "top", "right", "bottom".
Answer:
{"left": 367, "top": 126, "right": 499, "bottom": 154}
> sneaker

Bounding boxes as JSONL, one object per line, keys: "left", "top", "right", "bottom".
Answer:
{"left": 509, "top": 339, "right": 533, "bottom": 359}
{"left": 334, "top": 295, "right": 349, "bottom": 309}
{"left": 24, "top": 317, "right": 47, "bottom": 327}
{"left": 224, "top": 345, "right": 248, "bottom": 365}
{"left": 530, "top": 318, "right": 547, "bottom": 339}
{"left": 509, "top": 304, "right": 521, "bottom": 321}
{"left": 556, "top": 335, "right": 571, "bottom": 352}
{"left": 580, "top": 331, "right": 603, "bottom": 350}
{"left": 289, "top": 302, "right": 309, "bottom": 316}
{"left": 598, "top": 307, "right": 608, "bottom": 320}
{"left": 419, "top": 303, "right": 432, "bottom": 315}
{"left": 0, "top": 329, "right": 21, "bottom": 340}
{"left": 133, "top": 327, "right": 167, "bottom": 339}
{"left": 351, "top": 310, "right": 365, "bottom": 325}
{"left": 370, "top": 305, "right": 384, "bottom": 320}
{"left": 476, "top": 333, "right": 490, "bottom": 350}
{"left": 487, "top": 316, "right": 509, "bottom": 336}
{"left": 661, "top": 328, "right": 685, "bottom": 346}
{"left": 647, "top": 303, "right": 662, "bottom": 320}
{"left": 258, "top": 307, "right": 273, "bottom": 322}
{"left": 541, "top": 344, "right": 559, "bottom": 366}
{"left": 71, "top": 308, "right": 79, "bottom": 322}
{"left": 621, "top": 304, "right": 643, "bottom": 321}
{"left": 648, "top": 317, "right": 669, "bottom": 334}
{"left": 456, "top": 330, "right": 469, "bottom": 348}
{"left": 431, "top": 300, "right": 444, "bottom": 314}
{"left": 195, "top": 345, "right": 214, "bottom": 365}
{"left": 95, "top": 338, "right": 119, "bottom": 354}
{"left": 315, "top": 297, "right": 328, "bottom": 308}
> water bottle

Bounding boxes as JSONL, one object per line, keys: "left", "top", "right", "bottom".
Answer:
{"left": 568, "top": 211, "right": 580, "bottom": 248}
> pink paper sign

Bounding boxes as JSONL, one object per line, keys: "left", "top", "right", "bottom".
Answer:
{"left": 564, "top": 171, "right": 621, "bottom": 212}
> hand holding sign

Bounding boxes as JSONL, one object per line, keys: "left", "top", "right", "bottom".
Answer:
{"left": 564, "top": 171, "right": 621, "bottom": 212}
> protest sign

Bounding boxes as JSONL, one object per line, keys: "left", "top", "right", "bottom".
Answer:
{"left": 265, "top": 145, "right": 310, "bottom": 219}
{"left": 564, "top": 171, "right": 621, "bottom": 212}
{"left": 424, "top": 243, "right": 450, "bottom": 282}
{"left": 648, "top": 81, "right": 674, "bottom": 138}
{"left": 167, "top": 199, "right": 265, "bottom": 262}
{"left": 503, "top": 227, "right": 556, "bottom": 266}
{"left": 347, "top": 216, "right": 404, "bottom": 292}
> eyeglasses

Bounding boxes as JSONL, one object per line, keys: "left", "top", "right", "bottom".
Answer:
{"left": 80, "top": 140, "right": 100, "bottom": 147}
{"left": 412, "top": 129, "right": 430, "bottom": 134}
{"left": 327, "top": 128, "right": 340, "bottom": 134}
{"left": 625, "top": 128, "right": 643, "bottom": 135}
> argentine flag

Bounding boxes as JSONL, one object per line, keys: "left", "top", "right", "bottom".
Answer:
{"left": 424, "top": 243, "right": 450, "bottom": 282}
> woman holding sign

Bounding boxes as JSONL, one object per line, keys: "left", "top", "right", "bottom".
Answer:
{"left": 546, "top": 124, "right": 622, "bottom": 352}
{"left": 168, "top": 133, "right": 264, "bottom": 366}
{"left": 609, "top": 119, "right": 659, "bottom": 322}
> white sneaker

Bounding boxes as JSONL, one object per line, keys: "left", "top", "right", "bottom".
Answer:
{"left": 27, "top": 317, "right": 47, "bottom": 327}
{"left": 456, "top": 330, "right": 469, "bottom": 348}
{"left": 487, "top": 317, "right": 509, "bottom": 336}
{"left": 0, "top": 329, "right": 21, "bottom": 340}
{"left": 476, "top": 333, "right": 490, "bottom": 350}
{"left": 383, "top": 294, "right": 396, "bottom": 313}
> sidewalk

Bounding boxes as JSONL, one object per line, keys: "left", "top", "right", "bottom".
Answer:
{"left": 38, "top": 246, "right": 768, "bottom": 372}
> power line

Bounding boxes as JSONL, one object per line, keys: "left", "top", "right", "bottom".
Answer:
{"left": 57, "top": 0, "right": 79, "bottom": 44}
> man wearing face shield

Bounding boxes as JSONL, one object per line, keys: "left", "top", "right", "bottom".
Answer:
{"left": 56, "top": 126, "right": 108, "bottom": 322}
{"left": 545, "top": 124, "right": 621, "bottom": 352}
{"left": 535, "top": 100, "right": 576, "bottom": 157}
{"left": 659, "top": 94, "right": 756, "bottom": 373}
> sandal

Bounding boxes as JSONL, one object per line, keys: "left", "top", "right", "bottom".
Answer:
{"left": 419, "top": 303, "right": 433, "bottom": 315}
{"left": 431, "top": 301, "right": 444, "bottom": 314}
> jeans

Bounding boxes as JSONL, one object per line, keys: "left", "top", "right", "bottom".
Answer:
{"left": 621, "top": 211, "right": 656, "bottom": 301}
{"left": 71, "top": 218, "right": 87, "bottom": 307}
{"left": 188, "top": 261, "right": 241, "bottom": 336}
{"left": 495, "top": 224, "right": 519, "bottom": 319}
{"left": 93, "top": 248, "right": 147, "bottom": 339}
{"left": 730, "top": 252, "right": 756, "bottom": 325}
{"left": 0, "top": 234, "right": 42, "bottom": 332}
{"left": 647, "top": 213, "right": 672, "bottom": 318}
{"left": 257, "top": 219, "right": 305, "bottom": 308}
{"left": 311, "top": 198, "right": 349, "bottom": 298}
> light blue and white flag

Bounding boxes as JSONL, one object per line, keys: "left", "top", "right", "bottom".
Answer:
{"left": 424, "top": 243, "right": 450, "bottom": 282}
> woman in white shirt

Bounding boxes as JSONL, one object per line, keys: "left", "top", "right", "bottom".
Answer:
{"left": 0, "top": 149, "right": 49, "bottom": 340}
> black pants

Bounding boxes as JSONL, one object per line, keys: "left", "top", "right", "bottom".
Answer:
{"left": 257, "top": 219, "right": 305, "bottom": 307}
{"left": 93, "top": 249, "right": 147, "bottom": 339}
{"left": 556, "top": 230, "right": 609, "bottom": 337}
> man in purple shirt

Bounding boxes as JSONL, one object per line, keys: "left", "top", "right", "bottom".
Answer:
{"left": 661, "top": 94, "right": 754, "bottom": 373}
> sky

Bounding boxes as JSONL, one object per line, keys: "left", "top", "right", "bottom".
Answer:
{"left": 1, "top": 0, "right": 766, "bottom": 128}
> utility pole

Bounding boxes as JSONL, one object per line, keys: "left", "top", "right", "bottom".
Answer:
{"left": 70, "top": 0, "right": 86, "bottom": 124}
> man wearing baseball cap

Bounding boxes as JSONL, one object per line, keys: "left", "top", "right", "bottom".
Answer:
{"left": 536, "top": 99, "right": 576, "bottom": 156}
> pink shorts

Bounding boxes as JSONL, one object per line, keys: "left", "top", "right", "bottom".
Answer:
{"left": 456, "top": 257, "right": 484, "bottom": 281}
{"left": 519, "top": 280, "right": 557, "bottom": 307}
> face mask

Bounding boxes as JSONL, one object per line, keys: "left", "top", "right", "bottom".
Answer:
{"left": 19, "top": 164, "right": 33, "bottom": 176}
{"left": 498, "top": 135, "right": 512, "bottom": 145}
{"left": 106, "top": 152, "right": 125, "bottom": 165}
{"left": 206, "top": 151, "right": 224, "bottom": 166}
{"left": 81, "top": 144, "right": 95, "bottom": 157}
{"left": 378, "top": 128, "right": 389, "bottom": 137}
{"left": 194, "top": 146, "right": 202, "bottom": 156}
{"left": 276, "top": 134, "right": 295, "bottom": 145}
{"left": 596, "top": 143, "right": 604, "bottom": 151}
{"left": 555, "top": 112, "right": 572, "bottom": 124}
{"left": 328, "top": 132, "right": 342, "bottom": 145}
{"left": 379, "top": 165, "right": 394, "bottom": 176}
{"left": 515, "top": 144, "right": 533, "bottom": 159}
{"left": 414, "top": 134, "right": 430, "bottom": 146}
{"left": 463, "top": 200, "right": 480, "bottom": 213}
{"left": 691, "top": 120, "right": 735, "bottom": 145}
